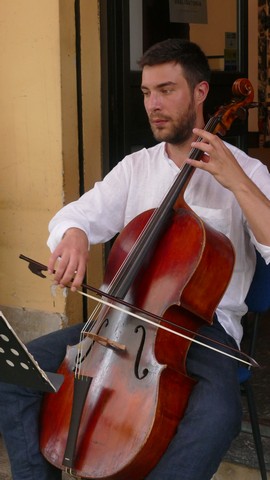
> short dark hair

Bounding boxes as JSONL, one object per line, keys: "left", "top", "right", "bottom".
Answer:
{"left": 138, "top": 38, "right": 211, "bottom": 90}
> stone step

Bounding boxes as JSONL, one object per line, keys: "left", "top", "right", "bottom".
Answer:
{"left": 214, "top": 461, "right": 270, "bottom": 479}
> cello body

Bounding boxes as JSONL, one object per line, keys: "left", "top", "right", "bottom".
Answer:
{"left": 40, "top": 205, "right": 235, "bottom": 479}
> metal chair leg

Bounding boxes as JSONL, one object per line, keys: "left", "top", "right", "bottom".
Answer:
{"left": 243, "top": 380, "right": 267, "bottom": 480}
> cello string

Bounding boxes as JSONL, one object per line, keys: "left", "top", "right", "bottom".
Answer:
{"left": 75, "top": 303, "right": 109, "bottom": 376}
{"left": 76, "top": 298, "right": 128, "bottom": 377}
{"left": 77, "top": 290, "right": 257, "bottom": 368}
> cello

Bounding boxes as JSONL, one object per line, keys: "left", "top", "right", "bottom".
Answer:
{"left": 25, "top": 79, "right": 255, "bottom": 479}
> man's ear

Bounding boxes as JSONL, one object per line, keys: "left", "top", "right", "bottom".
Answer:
{"left": 194, "top": 81, "right": 209, "bottom": 105}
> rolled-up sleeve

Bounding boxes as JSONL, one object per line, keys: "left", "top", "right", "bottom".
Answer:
{"left": 47, "top": 160, "right": 131, "bottom": 252}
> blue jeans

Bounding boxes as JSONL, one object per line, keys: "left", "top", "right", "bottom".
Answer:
{"left": 0, "top": 318, "right": 242, "bottom": 480}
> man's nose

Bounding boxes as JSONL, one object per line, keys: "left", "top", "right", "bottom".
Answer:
{"left": 146, "top": 92, "right": 161, "bottom": 112}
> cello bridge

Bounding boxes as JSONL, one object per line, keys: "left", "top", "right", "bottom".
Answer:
{"left": 83, "top": 331, "right": 126, "bottom": 351}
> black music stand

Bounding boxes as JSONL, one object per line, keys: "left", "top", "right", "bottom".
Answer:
{"left": 0, "top": 311, "right": 64, "bottom": 392}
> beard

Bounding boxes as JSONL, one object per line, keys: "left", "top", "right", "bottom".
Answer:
{"left": 149, "top": 99, "right": 197, "bottom": 145}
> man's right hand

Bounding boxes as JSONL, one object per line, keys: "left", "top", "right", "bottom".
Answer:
{"left": 48, "top": 227, "right": 89, "bottom": 291}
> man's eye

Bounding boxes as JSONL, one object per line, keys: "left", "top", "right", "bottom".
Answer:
{"left": 161, "top": 89, "right": 173, "bottom": 95}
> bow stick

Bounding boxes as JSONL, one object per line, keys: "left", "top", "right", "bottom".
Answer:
{"left": 19, "top": 254, "right": 259, "bottom": 368}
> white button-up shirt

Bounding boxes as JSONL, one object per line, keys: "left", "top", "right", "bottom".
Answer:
{"left": 48, "top": 142, "right": 270, "bottom": 345}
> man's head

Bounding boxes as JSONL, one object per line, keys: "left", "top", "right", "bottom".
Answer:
{"left": 139, "top": 39, "right": 210, "bottom": 146}
{"left": 138, "top": 38, "right": 211, "bottom": 92}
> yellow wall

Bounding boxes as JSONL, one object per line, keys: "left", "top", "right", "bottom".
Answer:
{"left": 0, "top": 0, "right": 63, "bottom": 310}
{"left": 0, "top": 0, "right": 102, "bottom": 339}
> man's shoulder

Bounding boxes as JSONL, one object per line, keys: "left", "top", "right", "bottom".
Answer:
{"left": 224, "top": 141, "right": 266, "bottom": 171}
{"left": 127, "top": 142, "right": 164, "bottom": 159}
{"left": 113, "top": 142, "right": 170, "bottom": 184}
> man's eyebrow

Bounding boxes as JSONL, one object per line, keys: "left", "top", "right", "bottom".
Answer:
{"left": 141, "top": 81, "right": 177, "bottom": 90}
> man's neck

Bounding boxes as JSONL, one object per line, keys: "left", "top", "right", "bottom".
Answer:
{"left": 165, "top": 139, "right": 194, "bottom": 169}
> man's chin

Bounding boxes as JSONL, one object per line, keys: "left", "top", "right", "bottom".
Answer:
{"left": 153, "top": 132, "right": 175, "bottom": 144}
{"left": 151, "top": 126, "right": 179, "bottom": 144}
{"left": 151, "top": 128, "right": 168, "bottom": 143}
